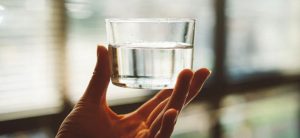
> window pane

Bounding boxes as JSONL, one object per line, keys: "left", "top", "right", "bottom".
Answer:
{"left": 0, "top": 0, "right": 62, "bottom": 121}
{"left": 220, "top": 84, "right": 300, "bottom": 138}
{"left": 173, "top": 103, "right": 212, "bottom": 138}
{"left": 226, "top": 0, "right": 300, "bottom": 81}
{"left": 65, "top": 0, "right": 215, "bottom": 104}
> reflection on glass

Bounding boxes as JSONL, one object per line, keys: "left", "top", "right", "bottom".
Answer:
{"left": 226, "top": 0, "right": 300, "bottom": 81}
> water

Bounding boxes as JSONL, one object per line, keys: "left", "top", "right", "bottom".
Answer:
{"left": 109, "top": 42, "right": 193, "bottom": 89}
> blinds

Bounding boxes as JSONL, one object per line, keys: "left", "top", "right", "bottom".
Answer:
{"left": 0, "top": 0, "right": 215, "bottom": 120}
{"left": 0, "top": 0, "right": 62, "bottom": 121}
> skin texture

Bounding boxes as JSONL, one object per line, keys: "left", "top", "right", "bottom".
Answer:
{"left": 56, "top": 45, "right": 211, "bottom": 138}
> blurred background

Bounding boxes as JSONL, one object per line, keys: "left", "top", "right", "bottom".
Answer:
{"left": 0, "top": 0, "right": 299, "bottom": 137}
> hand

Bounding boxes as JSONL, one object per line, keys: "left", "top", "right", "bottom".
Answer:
{"left": 56, "top": 45, "right": 211, "bottom": 138}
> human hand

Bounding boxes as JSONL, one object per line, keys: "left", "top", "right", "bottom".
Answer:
{"left": 56, "top": 45, "right": 211, "bottom": 138}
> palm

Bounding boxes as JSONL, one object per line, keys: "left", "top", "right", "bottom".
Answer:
{"left": 56, "top": 46, "right": 210, "bottom": 138}
{"left": 111, "top": 110, "right": 150, "bottom": 137}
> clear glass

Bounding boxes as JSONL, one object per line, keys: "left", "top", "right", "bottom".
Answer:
{"left": 65, "top": 0, "right": 214, "bottom": 104}
{"left": 106, "top": 18, "right": 195, "bottom": 89}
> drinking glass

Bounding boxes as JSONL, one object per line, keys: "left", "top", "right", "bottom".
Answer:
{"left": 106, "top": 18, "right": 195, "bottom": 89}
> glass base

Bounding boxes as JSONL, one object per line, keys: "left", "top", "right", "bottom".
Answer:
{"left": 111, "top": 77, "right": 176, "bottom": 89}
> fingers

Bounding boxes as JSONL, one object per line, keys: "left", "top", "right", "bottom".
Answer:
{"left": 146, "top": 99, "right": 169, "bottom": 125}
{"left": 149, "top": 69, "right": 193, "bottom": 137}
{"left": 135, "top": 129, "right": 150, "bottom": 138}
{"left": 136, "top": 89, "right": 172, "bottom": 118}
{"left": 185, "top": 68, "right": 211, "bottom": 105}
{"left": 145, "top": 68, "right": 210, "bottom": 137}
{"left": 146, "top": 68, "right": 211, "bottom": 126}
{"left": 165, "top": 69, "right": 193, "bottom": 111}
{"left": 81, "top": 45, "right": 110, "bottom": 105}
{"left": 154, "top": 109, "right": 178, "bottom": 138}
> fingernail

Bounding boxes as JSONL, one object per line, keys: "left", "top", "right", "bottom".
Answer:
{"left": 97, "top": 46, "right": 100, "bottom": 57}
{"left": 208, "top": 69, "right": 212, "bottom": 74}
{"left": 206, "top": 70, "right": 212, "bottom": 79}
{"left": 174, "top": 111, "right": 179, "bottom": 124}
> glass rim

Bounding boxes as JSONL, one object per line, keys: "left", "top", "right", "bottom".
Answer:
{"left": 105, "top": 18, "right": 196, "bottom": 23}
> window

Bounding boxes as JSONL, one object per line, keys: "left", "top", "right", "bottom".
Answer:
{"left": 226, "top": 0, "right": 300, "bottom": 81}
{"left": 0, "top": 0, "right": 215, "bottom": 119}
{"left": 0, "top": 0, "right": 62, "bottom": 121}
{"left": 1, "top": 0, "right": 299, "bottom": 138}
{"left": 220, "top": 84, "right": 300, "bottom": 138}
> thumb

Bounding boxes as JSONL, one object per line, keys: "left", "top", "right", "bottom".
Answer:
{"left": 81, "top": 45, "right": 111, "bottom": 105}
